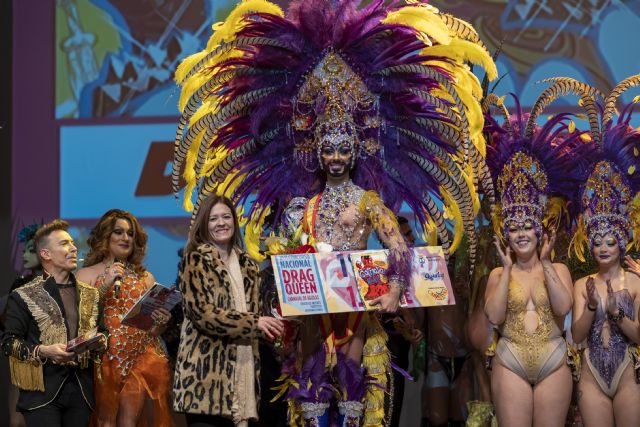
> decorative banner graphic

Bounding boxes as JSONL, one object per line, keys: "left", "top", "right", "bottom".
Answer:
{"left": 272, "top": 246, "right": 453, "bottom": 316}
{"left": 60, "top": 123, "right": 189, "bottom": 219}
{"left": 55, "top": 0, "right": 228, "bottom": 118}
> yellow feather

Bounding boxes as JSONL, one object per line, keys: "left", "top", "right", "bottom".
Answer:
{"left": 425, "top": 60, "right": 487, "bottom": 156}
{"left": 463, "top": 165, "right": 480, "bottom": 214}
{"left": 542, "top": 197, "right": 567, "bottom": 232}
{"left": 179, "top": 71, "right": 210, "bottom": 112}
{"left": 244, "top": 206, "right": 270, "bottom": 261}
{"left": 456, "top": 74, "right": 484, "bottom": 145}
{"left": 568, "top": 217, "right": 588, "bottom": 263}
{"left": 422, "top": 214, "right": 439, "bottom": 246}
{"left": 491, "top": 203, "right": 504, "bottom": 242}
{"left": 382, "top": 7, "right": 452, "bottom": 46}
{"left": 205, "top": 0, "right": 283, "bottom": 51}
{"left": 472, "top": 132, "right": 487, "bottom": 158}
{"left": 182, "top": 129, "right": 207, "bottom": 208}
{"left": 423, "top": 39, "right": 497, "bottom": 81}
{"left": 175, "top": 50, "right": 209, "bottom": 85}
{"left": 441, "top": 189, "right": 464, "bottom": 253}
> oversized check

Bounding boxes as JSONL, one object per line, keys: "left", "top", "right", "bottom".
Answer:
{"left": 271, "top": 246, "right": 454, "bottom": 316}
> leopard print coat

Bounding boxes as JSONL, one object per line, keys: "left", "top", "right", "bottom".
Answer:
{"left": 173, "top": 244, "right": 261, "bottom": 416}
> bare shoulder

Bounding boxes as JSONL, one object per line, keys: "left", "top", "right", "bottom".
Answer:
{"left": 625, "top": 270, "right": 640, "bottom": 291}
{"left": 574, "top": 275, "right": 589, "bottom": 286}
{"left": 143, "top": 271, "right": 156, "bottom": 288}
{"left": 487, "top": 266, "right": 504, "bottom": 283}
{"left": 76, "top": 264, "right": 102, "bottom": 285}
{"left": 573, "top": 274, "right": 591, "bottom": 290}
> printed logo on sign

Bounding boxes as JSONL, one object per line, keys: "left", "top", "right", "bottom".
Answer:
{"left": 355, "top": 255, "right": 389, "bottom": 300}
{"left": 427, "top": 286, "right": 448, "bottom": 301}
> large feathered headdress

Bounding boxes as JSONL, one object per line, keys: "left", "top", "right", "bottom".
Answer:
{"left": 564, "top": 75, "right": 640, "bottom": 261}
{"left": 172, "top": 0, "right": 497, "bottom": 261}
{"left": 484, "top": 83, "right": 596, "bottom": 241}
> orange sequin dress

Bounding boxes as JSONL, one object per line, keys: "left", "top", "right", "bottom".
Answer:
{"left": 92, "top": 269, "right": 173, "bottom": 427}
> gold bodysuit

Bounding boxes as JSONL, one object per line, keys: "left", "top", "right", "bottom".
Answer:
{"left": 496, "top": 276, "right": 566, "bottom": 384}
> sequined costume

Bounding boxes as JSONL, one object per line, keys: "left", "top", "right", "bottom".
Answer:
{"left": 556, "top": 75, "right": 640, "bottom": 400}
{"left": 585, "top": 277, "right": 635, "bottom": 397}
{"left": 92, "top": 269, "right": 172, "bottom": 427}
{"left": 484, "top": 87, "right": 596, "bottom": 386}
{"left": 496, "top": 277, "right": 566, "bottom": 384}
{"left": 296, "top": 182, "right": 411, "bottom": 425}
{"left": 171, "top": 1, "right": 497, "bottom": 425}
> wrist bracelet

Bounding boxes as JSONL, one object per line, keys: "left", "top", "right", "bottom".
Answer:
{"left": 388, "top": 274, "right": 406, "bottom": 293}
{"left": 587, "top": 304, "right": 597, "bottom": 312}
{"left": 608, "top": 306, "right": 626, "bottom": 323}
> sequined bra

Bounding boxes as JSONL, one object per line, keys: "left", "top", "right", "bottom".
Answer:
{"left": 587, "top": 276, "right": 634, "bottom": 388}
{"left": 96, "top": 268, "right": 163, "bottom": 378}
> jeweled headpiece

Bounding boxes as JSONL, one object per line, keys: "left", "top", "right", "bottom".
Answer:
{"left": 172, "top": 0, "right": 498, "bottom": 267}
{"left": 485, "top": 88, "right": 596, "bottom": 240}
{"left": 582, "top": 161, "right": 631, "bottom": 250}
{"left": 497, "top": 151, "right": 548, "bottom": 236}
{"left": 565, "top": 75, "right": 640, "bottom": 260}
{"left": 292, "top": 51, "right": 378, "bottom": 170}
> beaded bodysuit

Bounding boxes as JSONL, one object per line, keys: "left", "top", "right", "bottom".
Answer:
{"left": 97, "top": 269, "right": 161, "bottom": 378}
{"left": 586, "top": 280, "right": 635, "bottom": 397}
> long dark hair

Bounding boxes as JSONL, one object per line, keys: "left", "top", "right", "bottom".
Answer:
{"left": 84, "top": 209, "right": 147, "bottom": 276}
{"left": 186, "top": 195, "right": 243, "bottom": 253}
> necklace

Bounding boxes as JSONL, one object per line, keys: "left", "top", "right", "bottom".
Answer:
{"left": 316, "top": 180, "right": 364, "bottom": 250}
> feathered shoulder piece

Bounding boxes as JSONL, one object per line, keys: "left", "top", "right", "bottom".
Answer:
{"left": 562, "top": 75, "right": 640, "bottom": 261}
{"left": 172, "top": 0, "right": 497, "bottom": 260}
{"left": 483, "top": 83, "right": 596, "bottom": 241}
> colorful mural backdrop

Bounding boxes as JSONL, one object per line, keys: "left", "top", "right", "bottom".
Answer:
{"left": 38, "top": 0, "right": 640, "bottom": 284}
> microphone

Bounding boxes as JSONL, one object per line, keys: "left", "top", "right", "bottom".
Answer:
{"left": 113, "top": 277, "right": 121, "bottom": 299}
{"left": 113, "top": 258, "right": 122, "bottom": 299}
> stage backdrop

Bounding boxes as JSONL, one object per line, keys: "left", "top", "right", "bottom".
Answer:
{"left": 10, "top": 0, "right": 640, "bottom": 286}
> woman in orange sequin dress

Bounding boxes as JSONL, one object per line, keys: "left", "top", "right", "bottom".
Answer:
{"left": 77, "top": 209, "right": 173, "bottom": 427}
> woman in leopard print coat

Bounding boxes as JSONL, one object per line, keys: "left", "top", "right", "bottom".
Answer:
{"left": 173, "top": 195, "right": 284, "bottom": 427}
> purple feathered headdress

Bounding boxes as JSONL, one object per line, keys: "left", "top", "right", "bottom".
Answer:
{"left": 484, "top": 85, "right": 596, "bottom": 240}
{"left": 565, "top": 75, "right": 640, "bottom": 260}
{"left": 172, "top": 0, "right": 497, "bottom": 262}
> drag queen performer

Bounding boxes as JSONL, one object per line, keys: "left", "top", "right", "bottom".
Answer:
{"left": 568, "top": 76, "right": 640, "bottom": 427}
{"left": 484, "top": 89, "right": 594, "bottom": 427}
{"left": 76, "top": 209, "right": 173, "bottom": 427}
{"left": 171, "top": 1, "right": 496, "bottom": 425}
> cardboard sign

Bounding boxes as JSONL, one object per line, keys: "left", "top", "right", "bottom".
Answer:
{"left": 272, "top": 246, "right": 453, "bottom": 316}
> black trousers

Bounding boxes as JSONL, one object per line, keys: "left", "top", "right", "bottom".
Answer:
{"left": 21, "top": 378, "right": 92, "bottom": 427}
{"left": 387, "top": 332, "right": 411, "bottom": 427}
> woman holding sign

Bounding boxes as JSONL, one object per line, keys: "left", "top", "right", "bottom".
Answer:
{"left": 173, "top": 195, "right": 284, "bottom": 427}
{"left": 483, "top": 94, "right": 589, "bottom": 427}
{"left": 76, "top": 209, "right": 173, "bottom": 427}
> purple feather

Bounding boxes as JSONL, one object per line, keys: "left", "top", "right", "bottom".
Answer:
{"left": 287, "top": 348, "right": 335, "bottom": 403}
{"left": 334, "top": 352, "right": 367, "bottom": 401}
